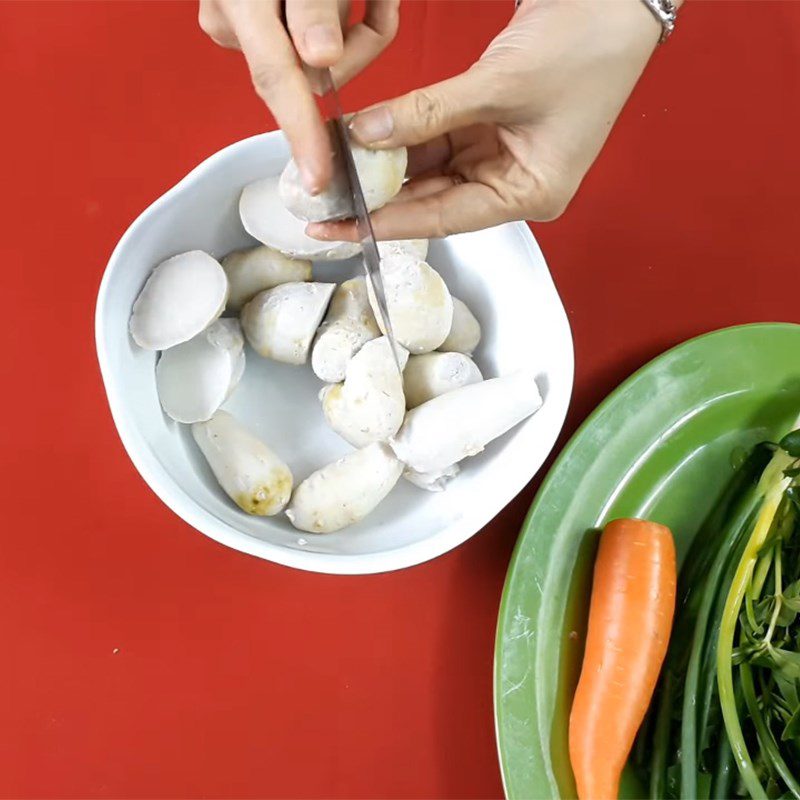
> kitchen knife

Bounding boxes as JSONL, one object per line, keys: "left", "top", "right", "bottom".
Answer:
{"left": 317, "top": 68, "right": 404, "bottom": 376}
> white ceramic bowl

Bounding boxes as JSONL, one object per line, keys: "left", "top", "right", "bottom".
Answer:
{"left": 95, "top": 132, "right": 573, "bottom": 574}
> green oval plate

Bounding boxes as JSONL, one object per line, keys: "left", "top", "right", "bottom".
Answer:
{"left": 494, "top": 323, "right": 800, "bottom": 799}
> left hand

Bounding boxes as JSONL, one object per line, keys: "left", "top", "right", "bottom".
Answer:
{"left": 306, "top": 0, "right": 662, "bottom": 240}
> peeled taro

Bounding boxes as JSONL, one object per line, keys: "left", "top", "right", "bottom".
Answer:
{"left": 280, "top": 144, "right": 407, "bottom": 223}
{"left": 156, "top": 318, "right": 245, "bottom": 423}
{"left": 241, "top": 282, "right": 335, "bottom": 364}
{"left": 377, "top": 239, "right": 429, "bottom": 261}
{"left": 403, "top": 352, "right": 483, "bottom": 409}
{"left": 320, "top": 336, "right": 408, "bottom": 448}
{"left": 311, "top": 276, "right": 380, "bottom": 383}
{"left": 286, "top": 443, "right": 403, "bottom": 533}
{"left": 367, "top": 250, "right": 453, "bottom": 354}
{"left": 404, "top": 463, "right": 461, "bottom": 493}
{"left": 239, "top": 176, "right": 360, "bottom": 261}
{"left": 439, "top": 297, "right": 481, "bottom": 355}
{"left": 391, "top": 372, "right": 543, "bottom": 478}
{"left": 222, "top": 245, "right": 311, "bottom": 312}
{"left": 129, "top": 250, "right": 228, "bottom": 350}
{"left": 192, "top": 410, "right": 293, "bottom": 516}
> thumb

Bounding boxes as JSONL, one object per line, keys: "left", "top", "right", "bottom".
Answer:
{"left": 349, "top": 66, "right": 494, "bottom": 148}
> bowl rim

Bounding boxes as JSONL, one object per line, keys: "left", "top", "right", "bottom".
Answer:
{"left": 95, "top": 131, "right": 575, "bottom": 575}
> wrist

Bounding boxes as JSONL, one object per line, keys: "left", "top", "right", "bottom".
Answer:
{"left": 596, "top": 0, "right": 663, "bottom": 54}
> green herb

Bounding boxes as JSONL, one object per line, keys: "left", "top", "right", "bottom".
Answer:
{"left": 637, "top": 430, "right": 800, "bottom": 798}
{"left": 780, "top": 431, "right": 800, "bottom": 458}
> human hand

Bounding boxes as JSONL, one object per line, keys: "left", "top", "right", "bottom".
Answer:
{"left": 307, "top": 0, "right": 663, "bottom": 241}
{"left": 199, "top": 0, "right": 399, "bottom": 192}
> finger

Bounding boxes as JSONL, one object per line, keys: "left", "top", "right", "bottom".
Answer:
{"left": 233, "top": 3, "right": 333, "bottom": 192}
{"left": 307, "top": 181, "right": 512, "bottom": 241}
{"left": 198, "top": 0, "right": 239, "bottom": 49}
{"left": 332, "top": 0, "right": 400, "bottom": 86}
{"left": 348, "top": 66, "right": 495, "bottom": 149}
{"left": 389, "top": 176, "right": 463, "bottom": 204}
{"left": 394, "top": 125, "right": 489, "bottom": 178}
{"left": 286, "top": 0, "right": 344, "bottom": 68}
{"left": 406, "top": 136, "right": 452, "bottom": 177}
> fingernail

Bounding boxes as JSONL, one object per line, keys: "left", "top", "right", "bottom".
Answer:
{"left": 350, "top": 106, "right": 394, "bottom": 144}
{"left": 304, "top": 24, "right": 339, "bottom": 60}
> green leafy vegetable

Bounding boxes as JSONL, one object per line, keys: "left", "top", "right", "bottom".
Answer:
{"left": 636, "top": 433, "right": 800, "bottom": 798}
{"left": 780, "top": 431, "right": 800, "bottom": 458}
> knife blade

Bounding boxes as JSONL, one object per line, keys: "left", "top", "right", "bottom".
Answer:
{"left": 316, "top": 68, "right": 404, "bottom": 377}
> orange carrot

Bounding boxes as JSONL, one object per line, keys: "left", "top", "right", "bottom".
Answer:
{"left": 569, "top": 518, "right": 676, "bottom": 800}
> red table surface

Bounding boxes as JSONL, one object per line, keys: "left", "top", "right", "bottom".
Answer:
{"left": 1, "top": 1, "right": 799, "bottom": 798}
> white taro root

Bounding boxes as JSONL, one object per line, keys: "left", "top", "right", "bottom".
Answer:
{"left": 241, "top": 282, "right": 335, "bottom": 364}
{"left": 156, "top": 319, "right": 245, "bottom": 423}
{"left": 377, "top": 239, "right": 429, "bottom": 261}
{"left": 222, "top": 245, "right": 311, "bottom": 312}
{"left": 286, "top": 443, "right": 403, "bottom": 533}
{"left": 367, "top": 251, "right": 453, "bottom": 354}
{"left": 192, "top": 411, "right": 292, "bottom": 516}
{"left": 280, "top": 145, "right": 407, "bottom": 222}
{"left": 320, "top": 336, "right": 409, "bottom": 447}
{"left": 404, "top": 463, "right": 460, "bottom": 493}
{"left": 239, "top": 176, "right": 360, "bottom": 261}
{"left": 311, "top": 276, "right": 380, "bottom": 383}
{"left": 391, "top": 372, "right": 543, "bottom": 476}
{"left": 129, "top": 250, "right": 228, "bottom": 350}
{"left": 439, "top": 297, "right": 481, "bottom": 355}
{"left": 403, "top": 352, "right": 483, "bottom": 409}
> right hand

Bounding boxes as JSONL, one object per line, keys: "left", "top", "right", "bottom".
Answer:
{"left": 199, "top": 0, "right": 399, "bottom": 193}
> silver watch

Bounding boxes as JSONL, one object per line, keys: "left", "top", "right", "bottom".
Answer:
{"left": 640, "top": 0, "right": 677, "bottom": 43}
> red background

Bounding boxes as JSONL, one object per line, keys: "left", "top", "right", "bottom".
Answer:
{"left": 1, "top": 1, "right": 799, "bottom": 798}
